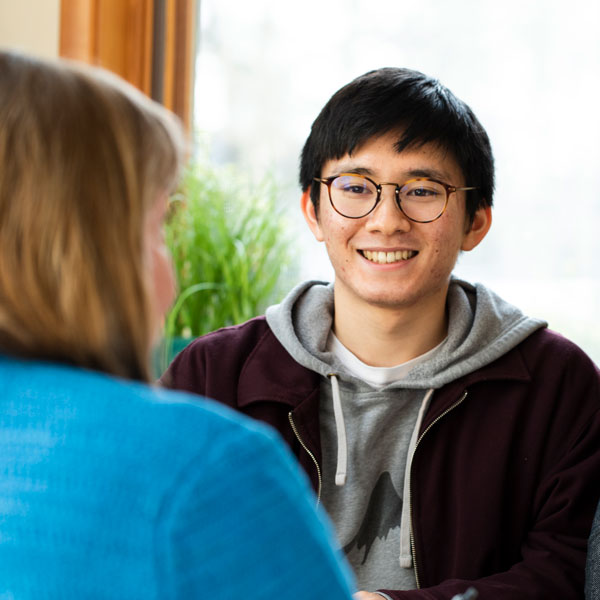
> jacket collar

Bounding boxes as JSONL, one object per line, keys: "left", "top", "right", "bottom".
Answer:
{"left": 237, "top": 323, "right": 320, "bottom": 409}
{"left": 236, "top": 320, "right": 533, "bottom": 411}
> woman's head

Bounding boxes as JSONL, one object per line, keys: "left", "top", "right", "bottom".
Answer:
{"left": 0, "top": 51, "right": 186, "bottom": 381}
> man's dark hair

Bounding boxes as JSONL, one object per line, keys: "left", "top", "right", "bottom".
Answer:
{"left": 299, "top": 67, "right": 495, "bottom": 223}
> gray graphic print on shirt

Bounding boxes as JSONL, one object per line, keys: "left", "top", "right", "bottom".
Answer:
{"left": 343, "top": 471, "right": 402, "bottom": 564}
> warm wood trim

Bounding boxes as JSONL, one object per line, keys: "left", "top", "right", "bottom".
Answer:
{"left": 59, "top": 0, "right": 96, "bottom": 63}
{"left": 60, "top": 0, "right": 154, "bottom": 96}
{"left": 162, "top": 0, "right": 196, "bottom": 130}
{"left": 125, "top": 0, "right": 154, "bottom": 94}
{"left": 162, "top": 0, "right": 177, "bottom": 110}
{"left": 59, "top": 0, "right": 196, "bottom": 128}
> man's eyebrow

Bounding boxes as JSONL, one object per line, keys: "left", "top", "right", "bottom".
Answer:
{"left": 327, "top": 165, "right": 374, "bottom": 177}
{"left": 406, "top": 168, "right": 452, "bottom": 181}
{"left": 327, "top": 165, "right": 453, "bottom": 182}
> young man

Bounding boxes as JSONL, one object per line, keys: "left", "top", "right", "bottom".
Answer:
{"left": 162, "top": 68, "right": 600, "bottom": 599}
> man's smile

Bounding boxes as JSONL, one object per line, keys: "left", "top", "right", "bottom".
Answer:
{"left": 359, "top": 249, "right": 418, "bottom": 264}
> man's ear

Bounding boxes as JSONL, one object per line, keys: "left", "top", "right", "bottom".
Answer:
{"left": 461, "top": 205, "right": 492, "bottom": 251}
{"left": 301, "top": 189, "right": 324, "bottom": 242}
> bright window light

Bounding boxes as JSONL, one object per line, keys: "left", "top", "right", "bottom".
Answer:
{"left": 193, "top": 0, "right": 600, "bottom": 364}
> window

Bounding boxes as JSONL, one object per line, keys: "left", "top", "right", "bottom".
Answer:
{"left": 193, "top": 0, "right": 600, "bottom": 363}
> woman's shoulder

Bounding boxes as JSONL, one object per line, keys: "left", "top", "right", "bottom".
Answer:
{"left": 0, "top": 354, "right": 296, "bottom": 527}
{"left": 0, "top": 354, "right": 277, "bottom": 468}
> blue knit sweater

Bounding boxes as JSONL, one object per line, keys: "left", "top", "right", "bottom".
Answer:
{"left": 0, "top": 355, "right": 354, "bottom": 598}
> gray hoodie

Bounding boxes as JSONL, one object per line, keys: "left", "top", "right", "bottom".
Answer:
{"left": 266, "top": 277, "right": 545, "bottom": 592}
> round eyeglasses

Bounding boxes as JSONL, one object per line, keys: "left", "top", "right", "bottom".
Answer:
{"left": 313, "top": 173, "right": 478, "bottom": 223}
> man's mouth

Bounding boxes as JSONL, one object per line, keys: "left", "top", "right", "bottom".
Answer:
{"left": 360, "top": 249, "right": 417, "bottom": 264}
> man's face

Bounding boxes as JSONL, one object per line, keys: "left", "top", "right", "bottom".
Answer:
{"left": 301, "top": 133, "right": 491, "bottom": 315}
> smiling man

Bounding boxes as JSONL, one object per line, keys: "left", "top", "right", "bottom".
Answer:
{"left": 162, "top": 68, "right": 600, "bottom": 599}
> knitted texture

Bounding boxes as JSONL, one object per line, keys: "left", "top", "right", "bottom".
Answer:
{"left": 0, "top": 355, "right": 354, "bottom": 599}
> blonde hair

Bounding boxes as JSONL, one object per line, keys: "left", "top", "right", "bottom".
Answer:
{"left": 0, "top": 51, "right": 186, "bottom": 381}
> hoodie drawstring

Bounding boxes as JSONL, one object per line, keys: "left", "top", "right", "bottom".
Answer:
{"left": 328, "top": 373, "right": 347, "bottom": 486}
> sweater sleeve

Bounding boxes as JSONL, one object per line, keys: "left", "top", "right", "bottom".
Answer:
{"left": 153, "top": 419, "right": 355, "bottom": 599}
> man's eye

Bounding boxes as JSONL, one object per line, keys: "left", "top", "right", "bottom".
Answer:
{"left": 406, "top": 186, "right": 440, "bottom": 198}
{"left": 409, "top": 188, "right": 436, "bottom": 196}
{"left": 334, "top": 176, "right": 374, "bottom": 197}
{"left": 343, "top": 185, "right": 369, "bottom": 194}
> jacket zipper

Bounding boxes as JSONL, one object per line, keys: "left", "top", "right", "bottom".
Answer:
{"left": 288, "top": 411, "right": 322, "bottom": 505}
{"left": 409, "top": 390, "right": 468, "bottom": 589}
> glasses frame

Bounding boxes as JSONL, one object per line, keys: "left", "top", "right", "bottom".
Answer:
{"left": 313, "top": 173, "right": 478, "bottom": 223}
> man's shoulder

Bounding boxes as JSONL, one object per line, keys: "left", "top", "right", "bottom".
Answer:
{"left": 161, "top": 315, "right": 306, "bottom": 395}
{"left": 188, "top": 315, "right": 272, "bottom": 352}
{"left": 454, "top": 327, "right": 599, "bottom": 395}
{"left": 516, "top": 327, "right": 599, "bottom": 374}
{"left": 173, "top": 316, "right": 284, "bottom": 371}
{"left": 472, "top": 327, "right": 600, "bottom": 408}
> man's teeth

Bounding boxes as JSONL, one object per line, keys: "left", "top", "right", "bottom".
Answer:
{"left": 362, "top": 250, "right": 416, "bottom": 264}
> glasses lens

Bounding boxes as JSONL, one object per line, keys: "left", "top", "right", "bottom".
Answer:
{"left": 399, "top": 179, "right": 447, "bottom": 222}
{"left": 330, "top": 175, "right": 377, "bottom": 218}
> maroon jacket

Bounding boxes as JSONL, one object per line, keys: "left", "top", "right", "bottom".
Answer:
{"left": 162, "top": 316, "right": 600, "bottom": 599}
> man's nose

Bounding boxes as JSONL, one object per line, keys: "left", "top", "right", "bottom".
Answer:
{"left": 365, "top": 184, "right": 412, "bottom": 234}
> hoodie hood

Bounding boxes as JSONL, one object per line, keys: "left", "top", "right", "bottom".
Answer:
{"left": 266, "top": 277, "right": 547, "bottom": 389}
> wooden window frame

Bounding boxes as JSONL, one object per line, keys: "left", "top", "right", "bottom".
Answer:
{"left": 60, "top": 0, "right": 196, "bottom": 130}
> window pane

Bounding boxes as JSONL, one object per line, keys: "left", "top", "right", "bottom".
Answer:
{"left": 193, "top": 0, "right": 600, "bottom": 364}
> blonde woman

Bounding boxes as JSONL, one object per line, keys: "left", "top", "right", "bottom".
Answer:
{"left": 0, "top": 50, "right": 353, "bottom": 599}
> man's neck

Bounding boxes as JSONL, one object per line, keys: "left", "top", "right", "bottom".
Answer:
{"left": 332, "top": 292, "right": 448, "bottom": 368}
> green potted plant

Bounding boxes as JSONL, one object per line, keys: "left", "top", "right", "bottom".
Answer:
{"left": 155, "top": 161, "right": 297, "bottom": 374}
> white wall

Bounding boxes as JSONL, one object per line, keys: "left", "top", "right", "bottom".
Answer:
{"left": 0, "top": 0, "right": 60, "bottom": 58}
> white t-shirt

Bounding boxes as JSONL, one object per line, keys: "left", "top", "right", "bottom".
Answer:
{"left": 326, "top": 331, "right": 445, "bottom": 388}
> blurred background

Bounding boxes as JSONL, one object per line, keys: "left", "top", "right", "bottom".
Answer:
{"left": 194, "top": 0, "right": 600, "bottom": 364}
{"left": 2, "top": 0, "right": 599, "bottom": 364}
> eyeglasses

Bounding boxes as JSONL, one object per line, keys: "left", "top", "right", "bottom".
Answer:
{"left": 313, "top": 173, "right": 477, "bottom": 223}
